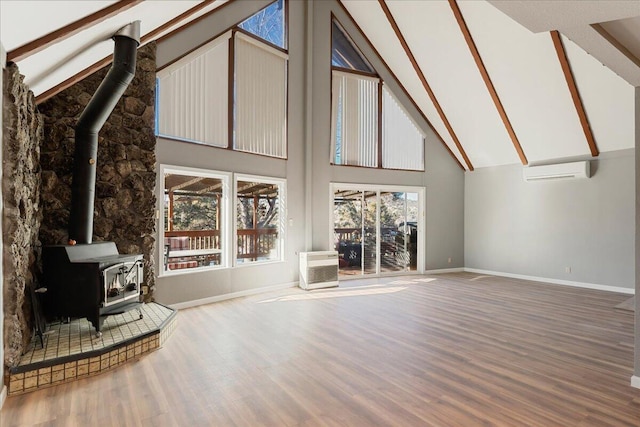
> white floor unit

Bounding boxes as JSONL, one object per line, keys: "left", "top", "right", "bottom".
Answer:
{"left": 299, "top": 251, "right": 339, "bottom": 290}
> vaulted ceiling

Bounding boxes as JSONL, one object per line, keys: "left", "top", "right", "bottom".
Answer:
{"left": 340, "top": 0, "right": 637, "bottom": 170}
{"left": 0, "top": 0, "right": 230, "bottom": 100}
{"left": 1, "top": 0, "right": 638, "bottom": 170}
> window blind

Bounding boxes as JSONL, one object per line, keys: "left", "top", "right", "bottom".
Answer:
{"left": 331, "top": 70, "right": 379, "bottom": 168}
{"left": 157, "top": 32, "right": 230, "bottom": 147}
{"left": 234, "top": 33, "right": 288, "bottom": 158}
{"left": 382, "top": 85, "right": 425, "bottom": 171}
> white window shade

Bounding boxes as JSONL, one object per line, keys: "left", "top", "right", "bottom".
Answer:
{"left": 157, "top": 32, "right": 230, "bottom": 147}
{"left": 382, "top": 85, "right": 425, "bottom": 171}
{"left": 331, "top": 70, "right": 379, "bottom": 168}
{"left": 234, "top": 33, "right": 288, "bottom": 158}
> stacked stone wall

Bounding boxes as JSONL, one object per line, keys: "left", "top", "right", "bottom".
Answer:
{"left": 2, "top": 63, "right": 43, "bottom": 367}
{"left": 38, "top": 42, "right": 157, "bottom": 300}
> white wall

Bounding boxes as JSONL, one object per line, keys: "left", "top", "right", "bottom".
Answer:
{"left": 466, "top": 150, "right": 635, "bottom": 291}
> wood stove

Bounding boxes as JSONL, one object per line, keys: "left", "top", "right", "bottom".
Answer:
{"left": 42, "top": 242, "right": 143, "bottom": 337}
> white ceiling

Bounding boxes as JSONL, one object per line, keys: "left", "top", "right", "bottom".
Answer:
{"left": 342, "top": 0, "right": 637, "bottom": 169}
{"left": 0, "top": 0, "right": 229, "bottom": 97}
{"left": 489, "top": 0, "right": 640, "bottom": 86}
{"left": 0, "top": 0, "right": 637, "bottom": 170}
{"left": 0, "top": 1, "right": 117, "bottom": 51}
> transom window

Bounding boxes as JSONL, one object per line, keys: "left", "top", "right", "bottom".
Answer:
{"left": 239, "top": 0, "right": 286, "bottom": 49}
{"left": 331, "top": 19, "right": 373, "bottom": 72}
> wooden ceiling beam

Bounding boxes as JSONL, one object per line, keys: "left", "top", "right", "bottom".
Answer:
{"left": 550, "top": 30, "right": 599, "bottom": 157}
{"left": 448, "top": 0, "right": 528, "bottom": 166}
{"left": 7, "top": 0, "right": 143, "bottom": 63}
{"left": 378, "top": 0, "right": 474, "bottom": 171}
{"left": 335, "top": 2, "right": 465, "bottom": 171}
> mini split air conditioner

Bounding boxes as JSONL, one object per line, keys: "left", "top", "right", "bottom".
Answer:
{"left": 299, "top": 251, "right": 339, "bottom": 290}
{"left": 523, "top": 161, "right": 590, "bottom": 182}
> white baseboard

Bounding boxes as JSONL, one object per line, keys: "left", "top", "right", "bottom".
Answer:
{"left": 424, "top": 267, "right": 465, "bottom": 274}
{"left": 464, "top": 268, "right": 635, "bottom": 295}
{"left": 0, "top": 384, "right": 7, "bottom": 410}
{"left": 170, "top": 282, "right": 298, "bottom": 310}
{"left": 631, "top": 376, "right": 640, "bottom": 389}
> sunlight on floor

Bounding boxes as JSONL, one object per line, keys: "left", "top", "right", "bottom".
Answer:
{"left": 258, "top": 284, "right": 408, "bottom": 303}
{"left": 411, "top": 277, "right": 437, "bottom": 283}
{"left": 469, "top": 275, "right": 493, "bottom": 281}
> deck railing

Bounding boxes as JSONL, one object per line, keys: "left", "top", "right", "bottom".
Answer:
{"left": 165, "top": 228, "right": 279, "bottom": 263}
{"left": 165, "top": 230, "right": 221, "bottom": 250}
{"left": 237, "top": 228, "right": 279, "bottom": 260}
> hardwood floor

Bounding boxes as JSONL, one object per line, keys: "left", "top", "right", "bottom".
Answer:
{"left": 2, "top": 272, "right": 639, "bottom": 426}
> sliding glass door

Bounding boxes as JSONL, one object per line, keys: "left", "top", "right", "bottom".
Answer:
{"left": 379, "top": 191, "right": 419, "bottom": 273}
{"left": 332, "top": 184, "right": 424, "bottom": 278}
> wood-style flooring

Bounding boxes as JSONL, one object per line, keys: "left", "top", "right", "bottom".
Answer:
{"left": 2, "top": 272, "right": 639, "bottom": 426}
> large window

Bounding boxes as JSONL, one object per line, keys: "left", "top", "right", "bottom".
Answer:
{"left": 160, "top": 166, "right": 231, "bottom": 274}
{"left": 235, "top": 175, "right": 286, "bottom": 265}
{"left": 330, "top": 18, "right": 425, "bottom": 171}
{"left": 156, "top": 0, "right": 288, "bottom": 158}
{"left": 160, "top": 168, "right": 287, "bottom": 275}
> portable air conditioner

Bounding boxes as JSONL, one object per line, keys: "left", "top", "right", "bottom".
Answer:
{"left": 299, "top": 251, "right": 339, "bottom": 290}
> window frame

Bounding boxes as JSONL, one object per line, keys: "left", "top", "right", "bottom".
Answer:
{"left": 234, "top": 174, "right": 287, "bottom": 267}
{"left": 158, "top": 164, "right": 232, "bottom": 277}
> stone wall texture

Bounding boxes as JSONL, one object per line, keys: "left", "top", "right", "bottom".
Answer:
{"left": 2, "top": 63, "right": 43, "bottom": 368}
{"left": 38, "top": 43, "right": 157, "bottom": 301}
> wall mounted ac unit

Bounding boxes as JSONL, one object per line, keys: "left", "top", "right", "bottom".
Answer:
{"left": 523, "top": 161, "right": 590, "bottom": 182}
{"left": 299, "top": 251, "right": 339, "bottom": 290}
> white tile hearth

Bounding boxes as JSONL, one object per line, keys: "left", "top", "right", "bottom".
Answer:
{"left": 8, "top": 302, "right": 176, "bottom": 396}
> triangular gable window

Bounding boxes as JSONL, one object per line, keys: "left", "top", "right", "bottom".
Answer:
{"left": 331, "top": 19, "right": 374, "bottom": 73}
{"left": 238, "top": 0, "right": 286, "bottom": 49}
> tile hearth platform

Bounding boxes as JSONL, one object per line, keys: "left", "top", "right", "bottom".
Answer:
{"left": 6, "top": 302, "right": 176, "bottom": 396}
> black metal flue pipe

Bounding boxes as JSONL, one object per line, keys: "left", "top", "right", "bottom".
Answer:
{"left": 69, "top": 21, "right": 140, "bottom": 244}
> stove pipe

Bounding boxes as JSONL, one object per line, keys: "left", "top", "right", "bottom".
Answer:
{"left": 68, "top": 21, "right": 141, "bottom": 244}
